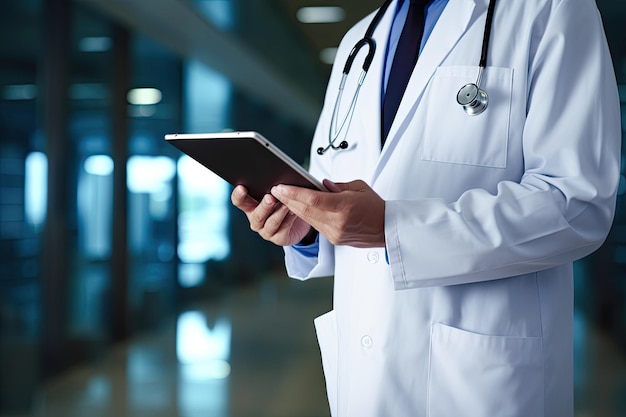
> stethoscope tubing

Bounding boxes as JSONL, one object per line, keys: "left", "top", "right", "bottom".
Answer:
{"left": 320, "top": 0, "right": 393, "bottom": 155}
{"left": 479, "top": 0, "right": 497, "bottom": 69}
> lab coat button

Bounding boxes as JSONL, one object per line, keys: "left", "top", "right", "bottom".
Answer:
{"left": 367, "top": 251, "right": 379, "bottom": 264}
{"left": 361, "top": 335, "right": 373, "bottom": 348}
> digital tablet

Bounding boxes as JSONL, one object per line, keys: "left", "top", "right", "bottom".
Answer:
{"left": 165, "top": 131, "right": 325, "bottom": 202}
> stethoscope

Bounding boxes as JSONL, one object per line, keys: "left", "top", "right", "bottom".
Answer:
{"left": 318, "top": 0, "right": 498, "bottom": 155}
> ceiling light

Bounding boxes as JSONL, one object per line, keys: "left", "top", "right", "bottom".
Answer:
{"left": 127, "top": 88, "right": 162, "bottom": 105}
{"left": 296, "top": 6, "right": 345, "bottom": 24}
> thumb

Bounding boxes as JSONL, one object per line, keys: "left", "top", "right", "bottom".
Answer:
{"left": 323, "top": 178, "right": 343, "bottom": 192}
{"left": 323, "top": 179, "right": 369, "bottom": 192}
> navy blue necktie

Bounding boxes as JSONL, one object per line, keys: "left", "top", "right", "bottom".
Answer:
{"left": 382, "top": 0, "right": 427, "bottom": 145}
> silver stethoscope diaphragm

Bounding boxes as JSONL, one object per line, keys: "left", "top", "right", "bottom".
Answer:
{"left": 456, "top": 67, "right": 488, "bottom": 116}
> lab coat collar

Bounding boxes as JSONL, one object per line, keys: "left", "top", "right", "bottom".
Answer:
{"left": 370, "top": 0, "right": 476, "bottom": 182}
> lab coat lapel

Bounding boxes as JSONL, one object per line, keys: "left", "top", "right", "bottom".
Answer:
{"left": 356, "top": 2, "right": 396, "bottom": 173}
{"left": 373, "top": 0, "right": 476, "bottom": 180}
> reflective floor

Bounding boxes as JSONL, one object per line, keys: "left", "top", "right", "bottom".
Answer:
{"left": 7, "top": 273, "right": 626, "bottom": 417}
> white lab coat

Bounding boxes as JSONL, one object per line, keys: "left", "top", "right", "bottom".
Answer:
{"left": 284, "top": 0, "right": 621, "bottom": 416}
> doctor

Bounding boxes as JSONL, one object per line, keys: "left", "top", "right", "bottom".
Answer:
{"left": 232, "top": 0, "right": 621, "bottom": 415}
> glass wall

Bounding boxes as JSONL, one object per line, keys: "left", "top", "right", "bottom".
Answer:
{"left": 126, "top": 33, "right": 182, "bottom": 333}
{"left": 0, "top": 0, "right": 44, "bottom": 411}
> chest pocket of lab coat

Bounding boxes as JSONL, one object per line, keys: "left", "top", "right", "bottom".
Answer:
{"left": 421, "top": 66, "right": 513, "bottom": 168}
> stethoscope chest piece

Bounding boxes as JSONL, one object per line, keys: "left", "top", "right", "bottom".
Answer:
{"left": 457, "top": 83, "right": 488, "bottom": 116}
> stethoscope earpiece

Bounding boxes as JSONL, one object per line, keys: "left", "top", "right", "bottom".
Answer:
{"left": 457, "top": 83, "right": 488, "bottom": 116}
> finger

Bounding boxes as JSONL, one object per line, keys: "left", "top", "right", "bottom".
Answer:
{"left": 231, "top": 185, "right": 259, "bottom": 213}
{"left": 341, "top": 179, "right": 369, "bottom": 192}
{"left": 348, "top": 179, "right": 369, "bottom": 191}
{"left": 259, "top": 204, "right": 296, "bottom": 238}
{"left": 249, "top": 193, "right": 281, "bottom": 232}
{"left": 271, "top": 185, "right": 322, "bottom": 212}
{"left": 272, "top": 185, "right": 334, "bottom": 230}
{"left": 323, "top": 178, "right": 342, "bottom": 193}
{"left": 322, "top": 179, "right": 368, "bottom": 192}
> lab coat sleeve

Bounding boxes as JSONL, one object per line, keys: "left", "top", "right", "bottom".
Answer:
{"left": 284, "top": 236, "right": 335, "bottom": 280}
{"left": 386, "top": 0, "right": 622, "bottom": 289}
